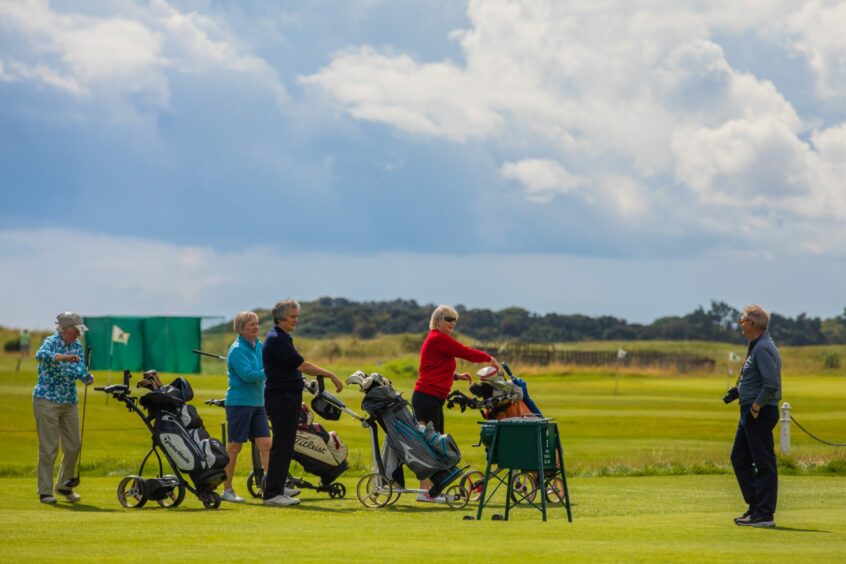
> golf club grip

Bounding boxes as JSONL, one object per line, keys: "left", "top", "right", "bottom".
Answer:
{"left": 192, "top": 349, "right": 226, "bottom": 360}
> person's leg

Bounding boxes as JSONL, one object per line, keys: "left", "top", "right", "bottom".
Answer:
{"left": 747, "top": 405, "right": 779, "bottom": 518}
{"left": 730, "top": 410, "right": 756, "bottom": 512}
{"left": 223, "top": 443, "right": 243, "bottom": 490}
{"left": 55, "top": 403, "right": 81, "bottom": 491}
{"left": 263, "top": 391, "right": 302, "bottom": 500}
{"left": 411, "top": 391, "right": 445, "bottom": 496}
{"left": 250, "top": 407, "right": 272, "bottom": 472}
{"left": 33, "top": 398, "right": 60, "bottom": 497}
{"left": 224, "top": 405, "right": 251, "bottom": 492}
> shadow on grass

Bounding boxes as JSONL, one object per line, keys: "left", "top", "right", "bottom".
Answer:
{"left": 773, "top": 526, "right": 832, "bottom": 534}
{"left": 46, "top": 503, "right": 120, "bottom": 513}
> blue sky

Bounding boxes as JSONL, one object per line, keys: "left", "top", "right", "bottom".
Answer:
{"left": 1, "top": 0, "right": 845, "bottom": 329}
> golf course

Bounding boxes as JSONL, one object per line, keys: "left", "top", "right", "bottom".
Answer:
{"left": 2, "top": 340, "right": 844, "bottom": 562}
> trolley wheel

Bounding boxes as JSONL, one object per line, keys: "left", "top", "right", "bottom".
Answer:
{"left": 356, "top": 473, "right": 393, "bottom": 508}
{"left": 545, "top": 477, "right": 566, "bottom": 503}
{"left": 156, "top": 479, "right": 186, "bottom": 508}
{"left": 117, "top": 475, "right": 148, "bottom": 509}
{"left": 444, "top": 484, "right": 470, "bottom": 509}
{"left": 386, "top": 485, "right": 402, "bottom": 506}
{"left": 459, "top": 470, "right": 485, "bottom": 502}
{"left": 328, "top": 482, "right": 346, "bottom": 499}
{"left": 246, "top": 471, "right": 263, "bottom": 498}
{"left": 510, "top": 472, "right": 538, "bottom": 503}
{"left": 202, "top": 491, "right": 222, "bottom": 509}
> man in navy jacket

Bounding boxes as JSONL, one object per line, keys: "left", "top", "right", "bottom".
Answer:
{"left": 731, "top": 305, "right": 782, "bottom": 528}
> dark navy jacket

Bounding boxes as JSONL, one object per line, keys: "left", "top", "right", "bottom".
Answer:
{"left": 262, "top": 326, "right": 305, "bottom": 394}
{"left": 738, "top": 330, "right": 782, "bottom": 407}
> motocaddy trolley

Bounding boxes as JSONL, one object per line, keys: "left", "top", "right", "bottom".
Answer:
{"left": 446, "top": 363, "right": 568, "bottom": 507}
{"left": 96, "top": 370, "right": 229, "bottom": 509}
{"left": 206, "top": 375, "right": 356, "bottom": 499}
{"left": 346, "top": 370, "right": 470, "bottom": 509}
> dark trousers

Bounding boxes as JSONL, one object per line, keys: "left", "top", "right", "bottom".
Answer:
{"left": 730, "top": 404, "right": 779, "bottom": 518}
{"left": 263, "top": 389, "right": 302, "bottom": 500}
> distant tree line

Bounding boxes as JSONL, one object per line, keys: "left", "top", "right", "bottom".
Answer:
{"left": 206, "top": 298, "right": 846, "bottom": 346}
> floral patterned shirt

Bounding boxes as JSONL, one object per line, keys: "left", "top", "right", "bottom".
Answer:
{"left": 33, "top": 332, "right": 90, "bottom": 404}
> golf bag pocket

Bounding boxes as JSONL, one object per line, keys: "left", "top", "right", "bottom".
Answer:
{"left": 327, "top": 431, "right": 348, "bottom": 465}
{"left": 157, "top": 414, "right": 206, "bottom": 473}
{"left": 187, "top": 427, "right": 228, "bottom": 470}
{"left": 179, "top": 404, "right": 203, "bottom": 429}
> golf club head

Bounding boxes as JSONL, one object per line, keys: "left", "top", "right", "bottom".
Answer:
{"left": 63, "top": 476, "right": 80, "bottom": 489}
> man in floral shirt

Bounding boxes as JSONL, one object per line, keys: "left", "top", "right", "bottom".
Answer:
{"left": 33, "top": 312, "right": 94, "bottom": 504}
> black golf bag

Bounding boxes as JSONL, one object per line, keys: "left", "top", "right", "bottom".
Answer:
{"left": 140, "top": 378, "right": 228, "bottom": 492}
{"left": 293, "top": 403, "right": 349, "bottom": 485}
{"left": 361, "top": 383, "right": 462, "bottom": 491}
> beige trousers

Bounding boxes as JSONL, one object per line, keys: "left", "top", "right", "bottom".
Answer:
{"left": 33, "top": 397, "right": 80, "bottom": 496}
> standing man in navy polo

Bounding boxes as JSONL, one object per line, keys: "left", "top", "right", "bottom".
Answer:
{"left": 261, "top": 299, "right": 343, "bottom": 507}
{"left": 731, "top": 305, "right": 782, "bottom": 528}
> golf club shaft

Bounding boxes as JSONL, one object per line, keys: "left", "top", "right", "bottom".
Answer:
{"left": 75, "top": 346, "right": 92, "bottom": 482}
{"left": 192, "top": 349, "right": 226, "bottom": 361}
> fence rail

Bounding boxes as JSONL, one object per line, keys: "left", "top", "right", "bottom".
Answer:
{"left": 479, "top": 343, "right": 715, "bottom": 372}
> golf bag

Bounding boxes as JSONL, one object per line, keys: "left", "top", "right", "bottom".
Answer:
{"left": 293, "top": 403, "right": 349, "bottom": 484}
{"left": 140, "top": 378, "right": 228, "bottom": 492}
{"left": 361, "top": 383, "right": 462, "bottom": 488}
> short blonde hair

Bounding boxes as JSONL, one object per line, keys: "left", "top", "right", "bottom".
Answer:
{"left": 741, "top": 305, "right": 769, "bottom": 330}
{"left": 430, "top": 305, "right": 458, "bottom": 330}
{"left": 233, "top": 311, "right": 259, "bottom": 334}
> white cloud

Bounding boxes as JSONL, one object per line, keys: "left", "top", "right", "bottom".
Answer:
{"left": 500, "top": 159, "right": 580, "bottom": 203}
{"left": 302, "top": 0, "right": 846, "bottom": 251}
{"left": 0, "top": 0, "right": 288, "bottom": 110}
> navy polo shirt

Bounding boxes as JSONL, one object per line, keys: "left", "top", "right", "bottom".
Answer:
{"left": 262, "top": 326, "right": 305, "bottom": 393}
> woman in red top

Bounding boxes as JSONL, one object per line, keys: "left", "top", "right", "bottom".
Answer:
{"left": 413, "top": 305, "right": 499, "bottom": 502}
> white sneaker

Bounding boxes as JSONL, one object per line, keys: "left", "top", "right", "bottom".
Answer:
{"left": 264, "top": 494, "right": 301, "bottom": 507}
{"left": 221, "top": 489, "right": 245, "bottom": 503}
{"left": 416, "top": 493, "right": 446, "bottom": 503}
{"left": 40, "top": 494, "right": 57, "bottom": 504}
{"left": 56, "top": 489, "right": 81, "bottom": 503}
{"left": 284, "top": 486, "right": 301, "bottom": 497}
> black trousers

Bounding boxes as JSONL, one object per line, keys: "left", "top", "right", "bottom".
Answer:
{"left": 730, "top": 403, "right": 779, "bottom": 518}
{"left": 263, "top": 389, "right": 302, "bottom": 500}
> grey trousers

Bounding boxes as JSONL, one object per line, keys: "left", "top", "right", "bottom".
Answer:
{"left": 33, "top": 397, "right": 80, "bottom": 496}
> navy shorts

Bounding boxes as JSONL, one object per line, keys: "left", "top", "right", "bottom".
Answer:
{"left": 225, "top": 405, "right": 271, "bottom": 443}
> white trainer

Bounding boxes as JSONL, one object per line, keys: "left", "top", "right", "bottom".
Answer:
{"left": 56, "top": 489, "right": 81, "bottom": 503}
{"left": 264, "top": 494, "right": 301, "bottom": 507}
{"left": 284, "top": 486, "right": 301, "bottom": 497}
{"left": 416, "top": 493, "right": 446, "bottom": 503}
{"left": 221, "top": 489, "right": 245, "bottom": 503}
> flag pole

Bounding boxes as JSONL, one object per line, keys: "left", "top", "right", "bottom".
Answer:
{"left": 107, "top": 332, "right": 114, "bottom": 405}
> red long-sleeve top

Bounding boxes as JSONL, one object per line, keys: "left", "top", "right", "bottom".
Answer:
{"left": 415, "top": 329, "right": 493, "bottom": 400}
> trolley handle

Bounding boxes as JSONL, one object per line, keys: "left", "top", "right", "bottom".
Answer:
{"left": 205, "top": 398, "right": 226, "bottom": 408}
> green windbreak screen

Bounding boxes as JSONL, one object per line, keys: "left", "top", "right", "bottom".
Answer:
{"left": 83, "top": 317, "right": 202, "bottom": 373}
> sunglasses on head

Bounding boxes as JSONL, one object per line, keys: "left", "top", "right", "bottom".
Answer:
{"left": 443, "top": 316, "right": 457, "bottom": 323}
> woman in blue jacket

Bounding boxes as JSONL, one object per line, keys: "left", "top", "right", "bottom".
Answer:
{"left": 221, "top": 311, "right": 272, "bottom": 503}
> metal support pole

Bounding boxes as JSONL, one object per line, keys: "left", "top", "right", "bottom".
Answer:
{"left": 780, "top": 402, "right": 791, "bottom": 455}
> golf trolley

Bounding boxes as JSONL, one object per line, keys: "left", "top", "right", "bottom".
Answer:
{"left": 205, "top": 375, "right": 354, "bottom": 500}
{"left": 96, "top": 370, "right": 228, "bottom": 509}
{"left": 447, "top": 364, "right": 568, "bottom": 508}
{"left": 346, "top": 370, "right": 471, "bottom": 509}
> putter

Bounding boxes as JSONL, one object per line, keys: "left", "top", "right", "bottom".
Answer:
{"left": 63, "top": 346, "right": 92, "bottom": 489}
{"left": 192, "top": 349, "right": 226, "bottom": 361}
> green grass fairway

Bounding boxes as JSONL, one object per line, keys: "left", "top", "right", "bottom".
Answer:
{"left": 1, "top": 475, "right": 844, "bottom": 562}
{"left": 2, "top": 350, "right": 845, "bottom": 561}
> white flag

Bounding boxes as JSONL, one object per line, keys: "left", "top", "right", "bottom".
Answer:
{"left": 112, "top": 325, "right": 131, "bottom": 345}
{"left": 617, "top": 348, "right": 628, "bottom": 359}
{"left": 728, "top": 351, "right": 740, "bottom": 362}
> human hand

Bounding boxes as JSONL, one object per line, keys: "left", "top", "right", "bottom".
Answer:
{"left": 57, "top": 354, "right": 80, "bottom": 362}
{"left": 85, "top": 373, "right": 94, "bottom": 385}
{"left": 330, "top": 374, "right": 343, "bottom": 393}
{"left": 751, "top": 403, "right": 761, "bottom": 419}
{"left": 455, "top": 372, "right": 472, "bottom": 383}
{"left": 489, "top": 357, "right": 501, "bottom": 374}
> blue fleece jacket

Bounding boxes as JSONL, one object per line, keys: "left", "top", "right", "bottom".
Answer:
{"left": 738, "top": 330, "right": 782, "bottom": 407}
{"left": 226, "top": 335, "right": 266, "bottom": 407}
